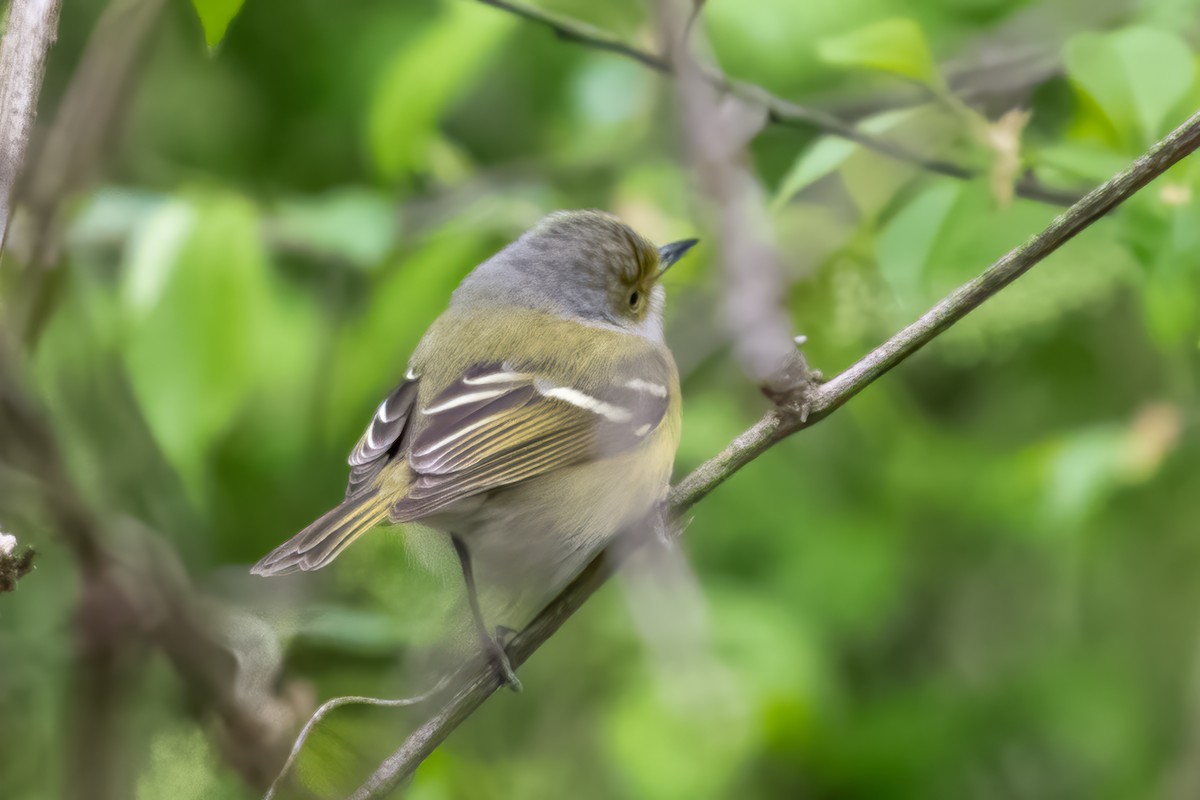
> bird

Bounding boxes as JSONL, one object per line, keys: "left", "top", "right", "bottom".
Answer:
{"left": 251, "top": 210, "right": 696, "bottom": 690}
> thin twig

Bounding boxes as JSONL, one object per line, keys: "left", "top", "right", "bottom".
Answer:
{"left": 346, "top": 105, "right": 1200, "bottom": 798}
{"left": 8, "top": 0, "right": 167, "bottom": 346}
{"left": 263, "top": 674, "right": 456, "bottom": 800}
{"left": 474, "top": 0, "right": 1084, "bottom": 206}
{"left": 0, "top": 0, "right": 62, "bottom": 249}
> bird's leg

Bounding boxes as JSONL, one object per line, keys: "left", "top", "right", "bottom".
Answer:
{"left": 450, "top": 535, "right": 522, "bottom": 693}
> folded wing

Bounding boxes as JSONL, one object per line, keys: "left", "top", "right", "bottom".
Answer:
{"left": 341, "top": 348, "right": 673, "bottom": 521}
{"left": 344, "top": 377, "right": 419, "bottom": 499}
{"left": 394, "top": 357, "right": 672, "bottom": 520}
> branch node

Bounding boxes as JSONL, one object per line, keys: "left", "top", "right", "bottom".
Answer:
{"left": 0, "top": 543, "right": 36, "bottom": 593}
{"left": 759, "top": 348, "right": 818, "bottom": 406}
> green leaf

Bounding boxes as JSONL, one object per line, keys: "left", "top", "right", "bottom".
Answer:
{"left": 773, "top": 137, "right": 857, "bottom": 210}
{"left": 326, "top": 225, "right": 492, "bottom": 443}
{"left": 121, "top": 199, "right": 196, "bottom": 316}
{"left": 136, "top": 726, "right": 244, "bottom": 800}
{"left": 1142, "top": 268, "right": 1197, "bottom": 346}
{"left": 121, "top": 193, "right": 270, "bottom": 487}
{"left": 368, "top": 3, "right": 512, "bottom": 180}
{"left": 189, "top": 0, "right": 246, "bottom": 49}
{"left": 271, "top": 189, "right": 396, "bottom": 271}
{"left": 875, "top": 182, "right": 960, "bottom": 309}
{"left": 817, "top": 18, "right": 939, "bottom": 85}
{"left": 605, "top": 679, "right": 753, "bottom": 800}
{"left": 1121, "top": 199, "right": 1200, "bottom": 346}
{"left": 1033, "top": 141, "right": 1130, "bottom": 184}
{"left": 879, "top": 181, "right": 1137, "bottom": 359}
{"left": 774, "top": 109, "right": 918, "bottom": 209}
{"left": 1063, "top": 27, "right": 1196, "bottom": 147}
{"left": 1044, "top": 426, "right": 1127, "bottom": 526}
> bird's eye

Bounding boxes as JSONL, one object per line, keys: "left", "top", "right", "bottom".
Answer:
{"left": 629, "top": 290, "right": 641, "bottom": 310}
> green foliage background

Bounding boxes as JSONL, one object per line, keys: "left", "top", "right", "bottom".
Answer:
{"left": 3, "top": 0, "right": 1200, "bottom": 798}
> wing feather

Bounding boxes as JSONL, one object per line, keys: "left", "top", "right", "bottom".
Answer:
{"left": 339, "top": 352, "right": 673, "bottom": 519}
{"left": 391, "top": 355, "right": 671, "bottom": 520}
{"left": 344, "top": 378, "right": 419, "bottom": 499}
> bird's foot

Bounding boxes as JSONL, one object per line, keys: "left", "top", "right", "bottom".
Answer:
{"left": 485, "top": 625, "right": 522, "bottom": 693}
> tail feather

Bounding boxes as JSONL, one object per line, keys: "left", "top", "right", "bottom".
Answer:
{"left": 252, "top": 492, "right": 393, "bottom": 576}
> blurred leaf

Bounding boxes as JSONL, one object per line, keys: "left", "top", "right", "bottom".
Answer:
{"left": 270, "top": 189, "right": 396, "bottom": 270}
{"left": 1123, "top": 198, "right": 1200, "bottom": 346}
{"left": 1141, "top": 265, "right": 1197, "bottom": 345}
{"left": 240, "top": 280, "right": 326, "bottom": 463}
{"left": 705, "top": 0, "right": 891, "bottom": 93}
{"left": 189, "top": 0, "right": 246, "bottom": 49}
{"left": 1034, "top": 140, "right": 1129, "bottom": 184}
{"left": 709, "top": 588, "right": 826, "bottom": 705}
{"left": 121, "top": 193, "right": 270, "bottom": 488}
{"left": 774, "top": 137, "right": 858, "bottom": 210}
{"left": 1045, "top": 404, "right": 1184, "bottom": 526}
{"left": 326, "top": 225, "right": 492, "bottom": 442}
{"left": 773, "top": 109, "right": 916, "bottom": 209}
{"left": 876, "top": 181, "right": 1138, "bottom": 360}
{"left": 1063, "top": 27, "right": 1195, "bottom": 147}
{"left": 425, "top": 136, "right": 477, "bottom": 185}
{"left": 368, "top": 3, "right": 512, "bottom": 180}
{"left": 1045, "top": 426, "right": 1126, "bottom": 526}
{"left": 605, "top": 678, "right": 754, "bottom": 800}
{"left": 835, "top": 108, "right": 963, "bottom": 220}
{"left": 136, "top": 725, "right": 242, "bottom": 799}
{"left": 817, "top": 18, "right": 940, "bottom": 85}
{"left": 875, "top": 182, "right": 959, "bottom": 309}
{"left": 121, "top": 199, "right": 196, "bottom": 316}
{"left": 68, "top": 189, "right": 166, "bottom": 252}
{"left": 572, "top": 56, "right": 650, "bottom": 127}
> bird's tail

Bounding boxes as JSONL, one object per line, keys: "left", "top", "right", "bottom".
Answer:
{"left": 251, "top": 491, "right": 394, "bottom": 576}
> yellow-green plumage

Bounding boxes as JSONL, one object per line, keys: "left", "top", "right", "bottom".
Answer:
{"left": 251, "top": 210, "right": 693, "bottom": 681}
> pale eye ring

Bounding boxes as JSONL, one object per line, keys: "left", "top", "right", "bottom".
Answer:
{"left": 629, "top": 290, "right": 641, "bottom": 310}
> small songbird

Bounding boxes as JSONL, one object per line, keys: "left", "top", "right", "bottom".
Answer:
{"left": 252, "top": 210, "right": 696, "bottom": 690}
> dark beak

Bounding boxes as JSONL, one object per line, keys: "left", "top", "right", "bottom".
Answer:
{"left": 657, "top": 238, "right": 699, "bottom": 276}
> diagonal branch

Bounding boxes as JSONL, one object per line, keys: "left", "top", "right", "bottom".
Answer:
{"left": 474, "top": 0, "right": 1084, "bottom": 207}
{"left": 343, "top": 105, "right": 1200, "bottom": 799}
{"left": 673, "top": 106, "right": 1200, "bottom": 510}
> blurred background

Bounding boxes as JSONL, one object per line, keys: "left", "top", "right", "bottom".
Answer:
{"left": 3, "top": 0, "right": 1200, "bottom": 798}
